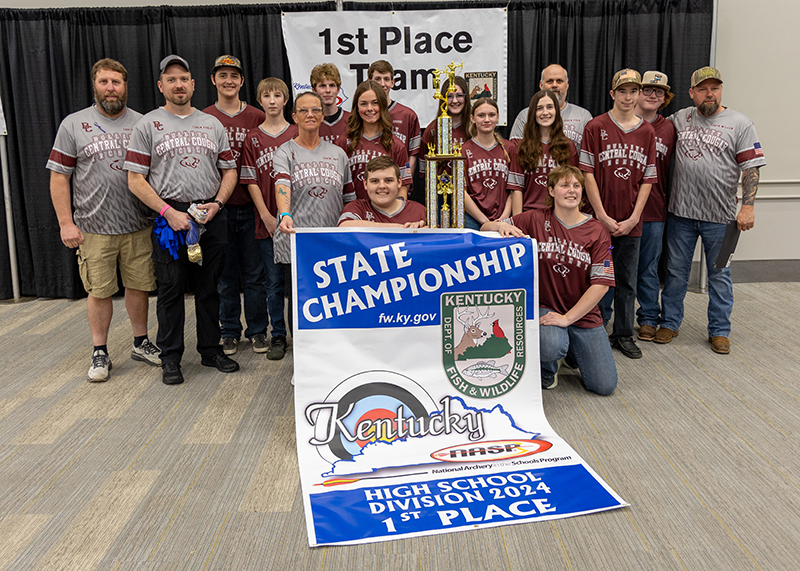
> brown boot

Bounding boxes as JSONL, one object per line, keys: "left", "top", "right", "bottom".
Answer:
{"left": 638, "top": 324, "right": 657, "bottom": 341}
{"left": 654, "top": 327, "right": 678, "bottom": 344}
{"left": 709, "top": 336, "right": 730, "bottom": 354}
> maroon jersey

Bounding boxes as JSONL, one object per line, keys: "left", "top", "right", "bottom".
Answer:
{"left": 388, "top": 101, "right": 421, "bottom": 157}
{"left": 642, "top": 114, "right": 676, "bottom": 223}
{"left": 338, "top": 198, "right": 426, "bottom": 226}
{"left": 508, "top": 139, "right": 579, "bottom": 211}
{"left": 579, "top": 112, "right": 657, "bottom": 237}
{"left": 240, "top": 123, "right": 299, "bottom": 239}
{"left": 511, "top": 209, "right": 614, "bottom": 328}
{"left": 461, "top": 138, "right": 512, "bottom": 220}
{"left": 347, "top": 134, "right": 411, "bottom": 201}
{"left": 202, "top": 103, "right": 265, "bottom": 206}
{"left": 319, "top": 109, "right": 350, "bottom": 150}
{"left": 420, "top": 120, "right": 467, "bottom": 176}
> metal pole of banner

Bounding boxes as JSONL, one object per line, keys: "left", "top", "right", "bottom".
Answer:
{"left": 1, "top": 135, "right": 21, "bottom": 301}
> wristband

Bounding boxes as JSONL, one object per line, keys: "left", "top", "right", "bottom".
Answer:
{"left": 279, "top": 212, "right": 293, "bottom": 222}
{"left": 159, "top": 204, "right": 171, "bottom": 216}
{"left": 213, "top": 200, "right": 224, "bottom": 210}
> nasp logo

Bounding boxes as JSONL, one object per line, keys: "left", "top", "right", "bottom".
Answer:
{"left": 431, "top": 439, "right": 552, "bottom": 462}
{"left": 441, "top": 290, "right": 525, "bottom": 399}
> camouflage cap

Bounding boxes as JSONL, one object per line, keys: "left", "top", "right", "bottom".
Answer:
{"left": 611, "top": 69, "right": 642, "bottom": 90}
{"left": 212, "top": 55, "right": 244, "bottom": 76}
{"left": 691, "top": 66, "right": 723, "bottom": 88}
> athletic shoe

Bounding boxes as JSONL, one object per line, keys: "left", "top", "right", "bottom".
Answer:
{"left": 131, "top": 339, "right": 162, "bottom": 366}
{"left": 267, "top": 336, "right": 286, "bottom": 360}
{"left": 201, "top": 353, "right": 240, "bottom": 373}
{"left": 709, "top": 336, "right": 730, "bottom": 354}
{"left": 162, "top": 363, "right": 184, "bottom": 385}
{"left": 251, "top": 334, "right": 269, "bottom": 353}
{"left": 88, "top": 349, "right": 112, "bottom": 382}
{"left": 221, "top": 337, "right": 239, "bottom": 355}
{"left": 542, "top": 371, "right": 558, "bottom": 390}
{"left": 612, "top": 337, "right": 643, "bottom": 359}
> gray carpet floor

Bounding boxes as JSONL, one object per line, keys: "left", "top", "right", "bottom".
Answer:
{"left": 0, "top": 283, "right": 798, "bottom": 570}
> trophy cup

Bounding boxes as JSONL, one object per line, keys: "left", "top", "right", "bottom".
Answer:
{"left": 426, "top": 61, "right": 466, "bottom": 228}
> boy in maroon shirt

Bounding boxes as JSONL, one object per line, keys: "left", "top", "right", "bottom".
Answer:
{"left": 338, "top": 156, "right": 426, "bottom": 228}
{"left": 580, "top": 69, "right": 657, "bottom": 359}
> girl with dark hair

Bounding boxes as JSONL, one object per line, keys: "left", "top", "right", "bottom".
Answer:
{"left": 459, "top": 98, "right": 513, "bottom": 229}
{"left": 511, "top": 90, "right": 578, "bottom": 214}
{"left": 346, "top": 80, "right": 411, "bottom": 200}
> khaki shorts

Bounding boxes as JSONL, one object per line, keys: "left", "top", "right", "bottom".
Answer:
{"left": 77, "top": 227, "right": 156, "bottom": 298}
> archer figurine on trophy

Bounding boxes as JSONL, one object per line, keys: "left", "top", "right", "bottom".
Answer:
{"left": 426, "top": 61, "right": 466, "bottom": 229}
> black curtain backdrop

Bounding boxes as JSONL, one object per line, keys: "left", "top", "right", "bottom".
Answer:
{"left": 0, "top": 0, "right": 712, "bottom": 300}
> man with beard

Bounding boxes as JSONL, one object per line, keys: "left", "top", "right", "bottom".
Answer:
{"left": 510, "top": 64, "right": 593, "bottom": 153}
{"left": 47, "top": 58, "right": 161, "bottom": 382}
{"left": 125, "top": 55, "right": 239, "bottom": 385}
{"left": 655, "top": 67, "right": 766, "bottom": 354}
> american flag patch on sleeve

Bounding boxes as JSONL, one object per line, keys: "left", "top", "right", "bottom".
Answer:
{"left": 754, "top": 142, "right": 763, "bottom": 157}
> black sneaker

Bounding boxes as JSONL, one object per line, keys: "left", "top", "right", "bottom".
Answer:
{"left": 267, "top": 336, "right": 286, "bottom": 360}
{"left": 612, "top": 337, "right": 643, "bottom": 359}
{"left": 201, "top": 353, "right": 240, "bottom": 373}
{"left": 251, "top": 334, "right": 269, "bottom": 353}
{"left": 221, "top": 337, "right": 239, "bottom": 355}
{"left": 162, "top": 362, "right": 184, "bottom": 385}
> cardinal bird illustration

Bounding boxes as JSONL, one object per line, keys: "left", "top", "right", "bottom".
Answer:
{"left": 492, "top": 319, "right": 506, "bottom": 338}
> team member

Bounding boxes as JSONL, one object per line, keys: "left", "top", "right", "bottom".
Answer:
{"left": 420, "top": 76, "right": 472, "bottom": 180}
{"left": 311, "top": 63, "right": 349, "bottom": 148}
{"left": 275, "top": 92, "right": 355, "bottom": 332}
{"left": 125, "top": 55, "right": 239, "bottom": 385}
{"left": 368, "top": 60, "right": 422, "bottom": 175}
{"left": 346, "top": 80, "right": 412, "bottom": 200}
{"left": 656, "top": 67, "right": 766, "bottom": 354}
{"left": 240, "top": 77, "right": 298, "bottom": 361}
{"left": 510, "top": 64, "right": 592, "bottom": 153}
{"left": 633, "top": 71, "right": 676, "bottom": 342}
{"left": 338, "top": 156, "right": 426, "bottom": 228}
{"left": 47, "top": 58, "right": 160, "bottom": 382}
{"left": 202, "top": 55, "right": 269, "bottom": 356}
{"left": 581, "top": 69, "right": 657, "bottom": 360}
{"left": 482, "top": 165, "right": 617, "bottom": 395}
{"left": 511, "top": 90, "right": 579, "bottom": 214}
{"left": 460, "top": 98, "right": 513, "bottom": 229}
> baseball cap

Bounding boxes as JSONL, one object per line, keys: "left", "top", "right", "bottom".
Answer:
{"left": 159, "top": 55, "right": 190, "bottom": 75}
{"left": 691, "top": 66, "right": 723, "bottom": 88}
{"left": 611, "top": 69, "right": 642, "bottom": 90}
{"left": 212, "top": 55, "right": 244, "bottom": 75}
{"left": 642, "top": 71, "right": 670, "bottom": 91}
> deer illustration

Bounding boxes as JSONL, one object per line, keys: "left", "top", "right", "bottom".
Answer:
{"left": 454, "top": 307, "right": 495, "bottom": 359}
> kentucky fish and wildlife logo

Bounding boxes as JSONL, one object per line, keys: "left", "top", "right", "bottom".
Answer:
{"left": 442, "top": 290, "right": 525, "bottom": 399}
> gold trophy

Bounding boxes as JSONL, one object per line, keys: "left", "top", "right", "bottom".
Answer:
{"left": 426, "top": 61, "right": 466, "bottom": 229}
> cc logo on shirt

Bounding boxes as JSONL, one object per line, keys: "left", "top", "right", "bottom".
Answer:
{"left": 180, "top": 157, "right": 200, "bottom": 169}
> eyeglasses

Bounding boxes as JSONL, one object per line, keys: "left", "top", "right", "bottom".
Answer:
{"left": 642, "top": 88, "right": 666, "bottom": 98}
{"left": 446, "top": 93, "right": 465, "bottom": 101}
{"left": 296, "top": 107, "right": 323, "bottom": 115}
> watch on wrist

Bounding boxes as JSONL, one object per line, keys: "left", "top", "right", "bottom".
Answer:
{"left": 213, "top": 200, "right": 224, "bottom": 210}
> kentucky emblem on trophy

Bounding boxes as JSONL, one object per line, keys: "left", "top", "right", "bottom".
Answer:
{"left": 426, "top": 61, "right": 466, "bottom": 228}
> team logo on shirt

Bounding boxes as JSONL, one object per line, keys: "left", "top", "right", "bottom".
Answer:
{"left": 441, "top": 290, "right": 526, "bottom": 399}
{"left": 180, "top": 156, "right": 200, "bottom": 169}
{"left": 600, "top": 129, "right": 609, "bottom": 141}
{"left": 110, "top": 159, "right": 124, "bottom": 172}
{"left": 613, "top": 167, "right": 631, "bottom": 180}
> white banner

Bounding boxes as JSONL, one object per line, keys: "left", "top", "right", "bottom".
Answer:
{"left": 292, "top": 229, "right": 627, "bottom": 546}
{"left": 281, "top": 9, "right": 508, "bottom": 127}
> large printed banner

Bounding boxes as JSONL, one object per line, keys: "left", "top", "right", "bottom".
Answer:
{"left": 281, "top": 9, "right": 508, "bottom": 127}
{"left": 292, "top": 229, "right": 626, "bottom": 546}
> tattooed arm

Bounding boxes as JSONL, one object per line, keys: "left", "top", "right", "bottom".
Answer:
{"left": 276, "top": 182, "right": 294, "bottom": 234}
{"left": 737, "top": 167, "right": 760, "bottom": 231}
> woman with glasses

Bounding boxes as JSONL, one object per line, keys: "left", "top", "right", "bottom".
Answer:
{"left": 420, "top": 76, "right": 473, "bottom": 183}
{"left": 511, "top": 90, "right": 578, "bottom": 214}
{"left": 274, "top": 91, "right": 355, "bottom": 330}
{"left": 346, "top": 80, "right": 412, "bottom": 200}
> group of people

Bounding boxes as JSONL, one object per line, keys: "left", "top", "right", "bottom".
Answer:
{"left": 47, "top": 54, "right": 765, "bottom": 395}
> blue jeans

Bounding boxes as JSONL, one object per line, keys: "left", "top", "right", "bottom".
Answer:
{"left": 539, "top": 308, "right": 618, "bottom": 396}
{"left": 659, "top": 213, "right": 733, "bottom": 337}
{"left": 636, "top": 221, "right": 665, "bottom": 327}
{"left": 257, "top": 236, "right": 286, "bottom": 339}
{"left": 218, "top": 205, "right": 268, "bottom": 339}
{"left": 600, "top": 234, "right": 640, "bottom": 340}
{"left": 463, "top": 212, "right": 482, "bottom": 230}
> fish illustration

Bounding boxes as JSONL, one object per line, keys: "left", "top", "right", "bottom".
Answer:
{"left": 462, "top": 360, "right": 509, "bottom": 379}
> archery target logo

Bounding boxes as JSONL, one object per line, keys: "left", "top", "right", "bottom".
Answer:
{"left": 305, "top": 371, "right": 439, "bottom": 466}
